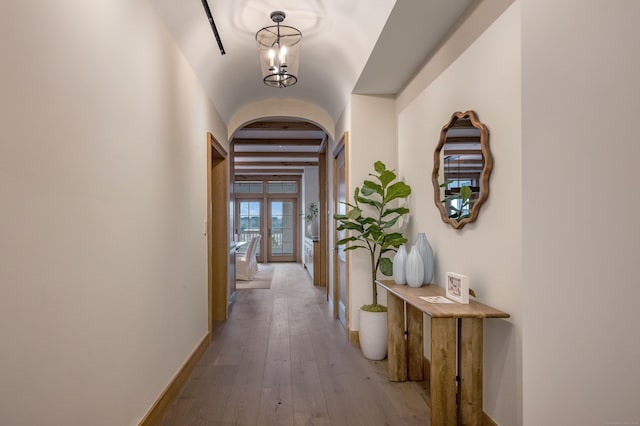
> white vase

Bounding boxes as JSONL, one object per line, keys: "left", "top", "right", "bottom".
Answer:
{"left": 393, "top": 244, "right": 407, "bottom": 285}
{"left": 405, "top": 246, "right": 424, "bottom": 287}
{"left": 416, "top": 232, "right": 434, "bottom": 285}
{"left": 307, "top": 220, "right": 318, "bottom": 238}
{"left": 359, "top": 309, "right": 387, "bottom": 360}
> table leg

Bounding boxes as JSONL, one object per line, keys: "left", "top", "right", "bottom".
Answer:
{"left": 460, "top": 318, "right": 483, "bottom": 426}
{"left": 387, "top": 292, "right": 407, "bottom": 381}
{"left": 430, "top": 317, "right": 457, "bottom": 426}
{"left": 407, "top": 303, "right": 423, "bottom": 381}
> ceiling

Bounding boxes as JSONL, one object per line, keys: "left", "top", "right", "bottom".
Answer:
{"left": 150, "top": 0, "right": 475, "bottom": 171}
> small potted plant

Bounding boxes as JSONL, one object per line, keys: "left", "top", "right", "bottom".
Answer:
{"left": 304, "top": 202, "right": 319, "bottom": 238}
{"left": 334, "top": 161, "right": 411, "bottom": 360}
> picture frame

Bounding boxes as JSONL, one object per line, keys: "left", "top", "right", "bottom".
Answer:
{"left": 445, "top": 272, "right": 469, "bottom": 304}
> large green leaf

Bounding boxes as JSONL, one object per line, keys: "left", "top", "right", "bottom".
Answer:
{"left": 374, "top": 161, "right": 385, "bottom": 174}
{"left": 356, "top": 196, "right": 382, "bottom": 209}
{"left": 336, "top": 236, "right": 357, "bottom": 245}
{"left": 346, "top": 208, "right": 362, "bottom": 220}
{"left": 382, "top": 233, "right": 407, "bottom": 249}
{"left": 362, "top": 180, "right": 383, "bottom": 196}
{"left": 384, "top": 181, "right": 411, "bottom": 203}
{"left": 337, "top": 222, "right": 364, "bottom": 232}
{"left": 360, "top": 185, "right": 376, "bottom": 196}
{"left": 360, "top": 217, "right": 376, "bottom": 225}
{"left": 382, "top": 207, "right": 410, "bottom": 217}
{"left": 381, "top": 215, "right": 400, "bottom": 229}
{"left": 460, "top": 185, "right": 472, "bottom": 201}
{"left": 344, "top": 245, "right": 368, "bottom": 252}
{"left": 379, "top": 257, "right": 393, "bottom": 276}
{"left": 378, "top": 169, "right": 396, "bottom": 188}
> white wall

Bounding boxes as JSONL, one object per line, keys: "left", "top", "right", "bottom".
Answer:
{"left": 348, "top": 95, "right": 398, "bottom": 331}
{"left": 303, "top": 166, "right": 319, "bottom": 238}
{"left": 397, "top": 3, "right": 522, "bottom": 424}
{"left": 522, "top": 1, "right": 640, "bottom": 424}
{"left": 0, "top": 1, "right": 227, "bottom": 425}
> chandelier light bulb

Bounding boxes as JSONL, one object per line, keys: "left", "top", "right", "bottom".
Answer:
{"left": 279, "top": 46, "right": 287, "bottom": 66}
{"left": 268, "top": 49, "right": 275, "bottom": 68}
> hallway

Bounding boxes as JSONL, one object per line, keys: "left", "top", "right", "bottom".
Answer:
{"left": 159, "top": 263, "right": 429, "bottom": 425}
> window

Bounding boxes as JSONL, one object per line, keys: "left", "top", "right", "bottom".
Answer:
{"left": 267, "top": 180, "right": 297, "bottom": 193}
{"left": 235, "top": 181, "right": 263, "bottom": 193}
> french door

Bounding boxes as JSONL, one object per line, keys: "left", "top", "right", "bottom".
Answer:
{"left": 236, "top": 199, "right": 263, "bottom": 262}
{"left": 268, "top": 199, "right": 297, "bottom": 262}
{"left": 234, "top": 177, "right": 301, "bottom": 263}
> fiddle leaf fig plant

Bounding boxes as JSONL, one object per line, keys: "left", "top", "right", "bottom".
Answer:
{"left": 440, "top": 180, "right": 472, "bottom": 220}
{"left": 334, "top": 161, "right": 411, "bottom": 310}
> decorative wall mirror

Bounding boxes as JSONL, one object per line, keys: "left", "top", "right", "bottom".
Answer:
{"left": 432, "top": 110, "right": 492, "bottom": 230}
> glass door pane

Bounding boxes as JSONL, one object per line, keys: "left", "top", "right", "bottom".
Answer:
{"left": 237, "top": 200, "right": 262, "bottom": 259}
{"left": 268, "top": 200, "right": 296, "bottom": 262}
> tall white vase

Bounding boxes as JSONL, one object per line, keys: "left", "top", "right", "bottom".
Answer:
{"left": 307, "top": 220, "right": 319, "bottom": 238}
{"left": 405, "top": 246, "right": 424, "bottom": 287}
{"left": 416, "top": 232, "right": 434, "bottom": 285}
{"left": 393, "top": 245, "right": 408, "bottom": 285}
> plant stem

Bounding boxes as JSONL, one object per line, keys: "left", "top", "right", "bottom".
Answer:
{"left": 370, "top": 251, "right": 377, "bottom": 306}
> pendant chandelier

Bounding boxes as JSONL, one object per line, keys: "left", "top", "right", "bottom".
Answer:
{"left": 255, "top": 11, "right": 302, "bottom": 88}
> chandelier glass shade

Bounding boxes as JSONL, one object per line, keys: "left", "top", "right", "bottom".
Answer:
{"left": 255, "top": 11, "right": 302, "bottom": 88}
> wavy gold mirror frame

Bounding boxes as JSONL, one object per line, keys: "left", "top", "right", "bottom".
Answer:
{"left": 432, "top": 110, "right": 492, "bottom": 230}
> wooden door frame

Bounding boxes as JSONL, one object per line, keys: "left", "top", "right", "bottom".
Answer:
{"left": 332, "top": 132, "right": 349, "bottom": 331}
{"left": 318, "top": 135, "right": 328, "bottom": 295}
{"left": 207, "top": 132, "right": 230, "bottom": 325}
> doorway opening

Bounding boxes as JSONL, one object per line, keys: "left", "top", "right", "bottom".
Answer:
{"left": 234, "top": 176, "right": 300, "bottom": 263}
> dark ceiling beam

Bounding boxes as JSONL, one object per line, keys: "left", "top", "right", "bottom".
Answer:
{"left": 235, "top": 161, "right": 318, "bottom": 167}
{"left": 443, "top": 159, "right": 483, "bottom": 165}
{"left": 234, "top": 168, "right": 305, "bottom": 174}
{"left": 234, "top": 151, "right": 319, "bottom": 158}
{"left": 443, "top": 149, "right": 482, "bottom": 156}
{"left": 242, "top": 121, "right": 323, "bottom": 131}
{"left": 443, "top": 137, "right": 481, "bottom": 143}
{"left": 233, "top": 138, "right": 322, "bottom": 146}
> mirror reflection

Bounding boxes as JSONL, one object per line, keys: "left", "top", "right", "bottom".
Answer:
{"left": 432, "top": 111, "right": 492, "bottom": 229}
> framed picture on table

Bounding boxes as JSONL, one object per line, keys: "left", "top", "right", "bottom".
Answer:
{"left": 445, "top": 272, "right": 469, "bottom": 304}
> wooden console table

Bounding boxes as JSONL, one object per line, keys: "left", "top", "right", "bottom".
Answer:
{"left": 375, "top": 280, "right": 509, "bottom": 426}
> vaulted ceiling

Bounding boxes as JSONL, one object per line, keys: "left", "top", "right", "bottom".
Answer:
{"left": 151, "top": 0, "right": 475, "bottom": 169}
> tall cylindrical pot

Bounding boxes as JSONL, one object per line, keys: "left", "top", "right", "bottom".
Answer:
{"left": 416, "top": 232, "right": 434, "bottom": 285}
{"left": 393, "top": 244, "right": 408, "bottom": 285}
{"left": 405, "top": 246, "right": 424, "bottom": 287}
{"left": 359, "top": 309, "right": 387, "bottom": 360}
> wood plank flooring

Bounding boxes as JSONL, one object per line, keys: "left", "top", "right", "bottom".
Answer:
{"left": 159, "top": 263, "right": 430, "bottom": 425}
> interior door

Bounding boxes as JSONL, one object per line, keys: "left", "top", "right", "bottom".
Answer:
{"left": 268, "top": 199, "right": 297, "bottom": 262}
{"left": 333, "top": 135, "right": 348, "bottom": 329}
{"left": 236, "top": 199, "right": 263, "bottom": 262}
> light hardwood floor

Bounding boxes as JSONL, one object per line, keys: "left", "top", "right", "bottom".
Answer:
{"left": 159, "top": 263, "right": 430, "bottom": 425}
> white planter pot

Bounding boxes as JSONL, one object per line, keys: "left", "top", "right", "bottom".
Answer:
{"left": 359, "top": 309, "right": 387, "bottom": 360}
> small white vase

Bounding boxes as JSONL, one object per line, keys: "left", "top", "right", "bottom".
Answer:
{"left": 405, "top": 246, "right": 424, "bottom": 287}
{"left": 307, "top": 220, "right": 319, "bottom": 238}
{"left": 393, "top": 244, "right": 407, "bottom": 285}
{"left": 415, "top": 232, "right": 434, "bottom": 285}
{"left": 359, "top": 309, "right": 387, "bottom": 360}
